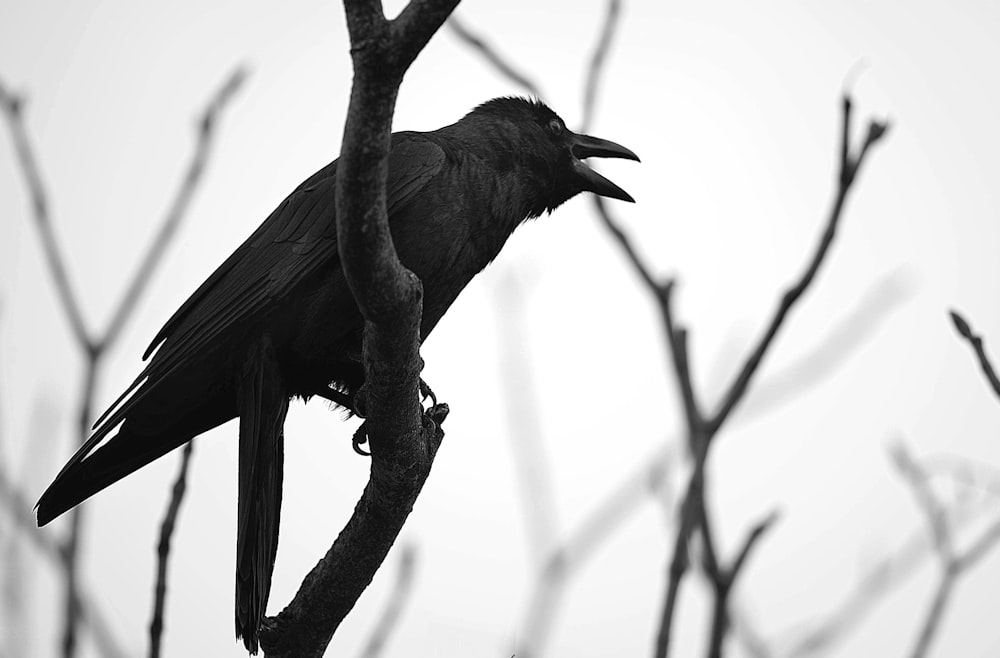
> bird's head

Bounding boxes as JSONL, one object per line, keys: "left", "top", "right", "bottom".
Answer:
{"left": 467, "top": 97, "right": 639, "bottom": 215}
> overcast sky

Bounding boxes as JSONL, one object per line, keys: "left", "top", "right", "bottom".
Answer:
{"left": 2, "top": 1, "right": 1000, "bottom": 657}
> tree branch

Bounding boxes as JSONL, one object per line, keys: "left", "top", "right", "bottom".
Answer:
{"left": 357, "top": 544, "right": 418, "bottom": 658}
{"left": 581, "top": 0, "right": 621, "bottom": 134}
{"left": 707, "top": 99, "right": 889, "bottom": 438}
{"left": 103, "top": 67, "right": 246, "bottom": 348}
{"left": 2, "top": 64, "right": 245, "bottom": 658}
{"left": 949, "top": 310, "right": 1000, "bottom": 403}
{"left": 258, "top": 2, "right": 457, "bottom": 655}
{"left": 446, "top": 15, "right": 543, "bottom": 99}
{"left": 653, "top": 97, "right": 888, "bottom": 658}
{"left": 148, "top": 440, "right": 195, "bottom": 658}
{"left": 0, "top": 469, "right": 130, "bottom": 658}
{"left": 0, "top": 80, "right": 92, "bottom": 350}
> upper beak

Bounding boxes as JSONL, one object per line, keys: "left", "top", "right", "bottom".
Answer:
{"left": 570, "top": 133, "right": 640, "bottom": 203}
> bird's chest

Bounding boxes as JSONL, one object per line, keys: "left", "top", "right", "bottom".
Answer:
{"left": 391, "top": 200, "right": 514, "bottom": 333}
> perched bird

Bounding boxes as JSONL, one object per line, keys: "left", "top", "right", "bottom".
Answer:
{"left": 36, "top": 96, "right": 638, "bottom": 653}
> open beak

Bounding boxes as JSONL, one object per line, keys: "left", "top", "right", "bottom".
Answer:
{"left": 571, "top": 133, "right": 640, "bottom": 203}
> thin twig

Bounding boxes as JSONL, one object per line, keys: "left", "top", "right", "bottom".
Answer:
{"left": 447, "top": 15, "right": 543, "bottom": 99}
{"left": 592, "top": 196, "right": 662, "bottom": 293}
{"left": 706, "top": 511, "right": 779, "bottom": 658}
{"left": 2, "top": 64, "right": 245, "bottom": 658}
{"left": 103, "top": 67, "right": 246, "bottom": 348}
{"left": 0, "top": 469, "right": 130, "bottom": 658}
{"left": 707, "top": 100, "right": 889, "bottom": 438}
{"left": 358, "top": 545, "right": 418, "bottom": 658}
{"left": 0, "top": 79, "right": 92, "bottom": 350}
{"left": 519, "top": 444, "right": 673, "bottom": 657}
{"left": 494, "top": 272, "right": 560, "bottom": 567}
{"left": 148, "top": 440, "right": 195, "bottom": 658}
{"left": 949, "top": 310, "right": 1000, "bottom": 403}
{"left": 581, "top": 0, "right": 621, "bottom": 134}
{"left": 653, "top": 98, "right": 888, "bottom": 658}
{"left": 891, "top": 443, "right": 955, "bottom": 658}
{"left": 889, "top": 442, "right": 1000, "bottom": 658}
{"left": 779, "top": 496, "right": 985, "bottom": 657}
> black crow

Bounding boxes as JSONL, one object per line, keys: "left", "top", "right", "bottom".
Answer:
{"left": 36, "top": 96, "right": 638, "bottom": 653}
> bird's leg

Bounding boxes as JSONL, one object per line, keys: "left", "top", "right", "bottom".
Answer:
{"left": 350, "top": 380, "right": 434, "bottom": 457}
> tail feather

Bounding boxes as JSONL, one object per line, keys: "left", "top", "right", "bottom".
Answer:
{"left": 234, "top": 337, "right": 288, "bottom": 655}
{"left": 36, "top": 380, "right": 233, "bottom": 527}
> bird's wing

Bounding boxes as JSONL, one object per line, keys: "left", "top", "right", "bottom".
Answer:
{"left": 87, "top": 132, "right": 446, "bottom": 442}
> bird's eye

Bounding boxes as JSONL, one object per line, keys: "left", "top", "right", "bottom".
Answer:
{"left": 547, "top": 119, "right": 563, "bottom": 136}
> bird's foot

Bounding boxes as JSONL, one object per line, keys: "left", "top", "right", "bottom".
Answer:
{"left": 419, "top": 378, "right": 437, "bottom": 408}
{"left": 351, "top": 421, "right": 370, "bottom": 456}
{"left": 347, "top": 380, "right": 440, "bottom": 458}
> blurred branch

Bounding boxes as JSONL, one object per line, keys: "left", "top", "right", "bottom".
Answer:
{"left": 1, "top": 64, "right": 245, "bottom": 658}
{"left": 648, "top": 97, "right": 889, "bottom": 658}
{"left": 149, "top": 440, "right": 195, "bottom": 658}
{"left": 0, "top": 469, "right": 130, "bottom": 658}
{"left": 890, "top": 442, "right": 1000, "bottom": 658}
{"left": 0, "top": 79, "right": 91, "bottom": 350}
{"left": 779, "top": 490, "right": 985, "bottom": 657}
{"left": 103, "top": 67, "right": 246, "bottom": 348}
{"left": 358, "top": 545, "right": 418, "bottom": 658}
{"left": 494, "top": 272, "right": 560, "bottom": 566}
{"left": 949, "top": 310, "right": 1000, "bottom": 403}
{"left": 580, "top": 0, "right": 621, "bottom": 134}
{"left": 519, "top": 444, "right": 673, "bottom": 657}
{"left": 447, "top": 15, "right": 544, "bottom": 99}
{"left": 731, "top": 270, "right": 911, "bottom": 420}
{"left": 706, "top": 100, "right": 889, "bottom": 438}
{"left": 707, "top": 511, "right": 780, "bottom": 658}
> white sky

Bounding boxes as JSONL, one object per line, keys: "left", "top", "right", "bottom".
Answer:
{"left": 2, "top": 1, "right": 1000, "bottom": 657}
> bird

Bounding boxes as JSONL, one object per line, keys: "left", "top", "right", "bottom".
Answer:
{"left": 35, "top": 96, "right": 638, "bottom": 653}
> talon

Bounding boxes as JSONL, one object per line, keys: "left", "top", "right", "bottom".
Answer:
{"left": 352, "top": 421, "right": 370, "bottom": 456}
{"left": 419, "top": 378, "right": 437, "bottom": 408}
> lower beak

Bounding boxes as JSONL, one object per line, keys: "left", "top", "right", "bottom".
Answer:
{"left": 571, "top": 133, "right": 639, "bottom": 203}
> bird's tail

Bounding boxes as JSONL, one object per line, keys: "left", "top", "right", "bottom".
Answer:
{"left": 235, "top": 337, "right": 288, "bottom": 655}
{"left": 36, "top": 375, "right": 232, "bottom": 527}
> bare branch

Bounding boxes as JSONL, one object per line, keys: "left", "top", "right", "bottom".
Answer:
{"left": 888, "top": 442, "right": 1000, "bottom": 658}
{"left": 358, "top": 545, "right": 418, "bottom": 658}
{"left": 949, "top": 309, "right": 1000, "bottom": 403}
{"left": 519, "top": 444, "right": 673, "bottom": 657}
{"left": 581, "top": 0, "right": 622, "bottom": 134}
{"left": 103, "top": 67, "right": 247, "bottom": 348}
{"left": 447, "top": 16, "right": 543, "bottom": 98}
{"left": 958, "top": 515, "right": 1000, "bottom": 569}
{"left": 728, "top": 511, "right": 780, "bottom": 589}
{"left": 707, "top": 98, "right": 889, "bottom": 437}
{"left": 149, "top": 440, "right": 195, "bottom": 658}
{"left": 706, "top": 512, "right": 780, "bottom": 658}
{"left": 0, "top": 79, "right": 92, "bottom": 350}
{"left": 0, "top": 469, "right": 130, "bottom": 658}
{"left": 494, "top": 273, "right": 560, "bottom": 566}
{"left": 592, "top": 196, "right": 663, "bottom": 294}
{"left": 653, "top": 96, "right": 888, "bottom": 658}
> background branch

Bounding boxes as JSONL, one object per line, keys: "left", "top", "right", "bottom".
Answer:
{"left": 1, "top": 64, "right": 244, "bottom": 658}
{"left": 949, "top": 310, "right": 1000, "bottom": 402}
{"left": 357, "top": 544, "right": 418, "bottom": 658}
{"left": 448, "top": 15, "right": 544, "bottom": 99}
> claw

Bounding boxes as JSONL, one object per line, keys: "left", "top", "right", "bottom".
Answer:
{"left": 351, "top": 421, "right": 370, "bottom": 456}
{"left": 419, "top": 378, "right": 437, "bottom": 408}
